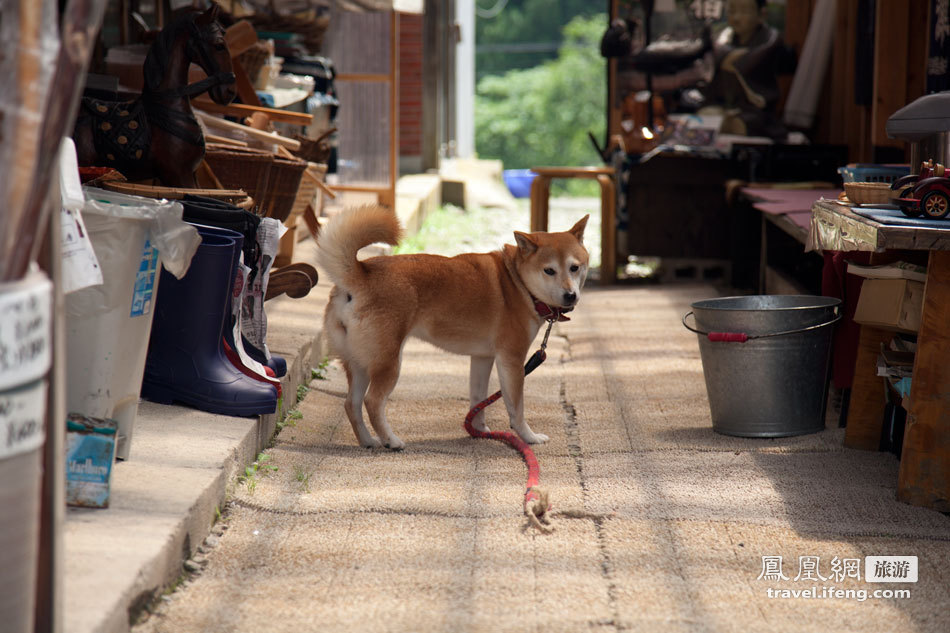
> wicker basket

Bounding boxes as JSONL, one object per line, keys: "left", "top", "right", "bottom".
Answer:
{"left": 264, "top": 156, "right": 308, "bottom": 222}
{"left": 237, "top": 41, "right": 271, "bottom": 86}
{"left": 204, "top": 144, "right": 275, "bottom": 216}
{"left": 843, "top": 181, "right": 894, "bottom": 205}
{"left": 204, "top": 144, "right": 307, "bottom": 221}
{"left": 97, "top": 180, "right": 249, "bottom": 203}
{"left": 292, "top": 131, "right": 333, "bottom": 164}
{"left": 289, "top": 162, "right": 327, "bottom": 220}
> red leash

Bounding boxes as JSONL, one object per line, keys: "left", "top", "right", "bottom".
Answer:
{"left": 463, "top": 303, "right": 566, "bottom": 532}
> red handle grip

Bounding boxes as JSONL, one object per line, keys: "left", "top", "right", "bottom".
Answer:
{"left": 707, "top": 332, "right": 748, "bottom": 343}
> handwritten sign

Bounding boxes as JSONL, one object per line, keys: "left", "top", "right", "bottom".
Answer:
{"left": 0, "top": 379, "right": 47, "bottom": 460}
{"left": 0, "top": 272, "right": 52, "bottom": 391}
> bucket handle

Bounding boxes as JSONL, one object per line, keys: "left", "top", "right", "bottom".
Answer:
{"left": 682, "top": 308, "right": 842, "bottom": 343}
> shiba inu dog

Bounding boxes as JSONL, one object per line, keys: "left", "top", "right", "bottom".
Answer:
{"left": 318, "top": 205, "right": 589, "bottom": 450}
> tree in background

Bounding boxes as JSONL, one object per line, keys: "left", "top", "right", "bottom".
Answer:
{"left": 475, "top": 13, "right": 607, "bottom": 193}
{"left": 476, "top": 0, "right": 606, "bottom": 79}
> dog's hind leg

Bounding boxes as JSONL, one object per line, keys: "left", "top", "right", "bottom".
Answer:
{"left": 364, "top": 347, "right": 406, "bottom": 450}
{"left": 469, "top": 355, "right": 494, "bottom": 432}
{"left": 343, "top": 361, "right": 380, "bottom": 448}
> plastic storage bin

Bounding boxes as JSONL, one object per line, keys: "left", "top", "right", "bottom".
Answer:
{"left": 66, "top": 189, "right": 199, "bottom": 459}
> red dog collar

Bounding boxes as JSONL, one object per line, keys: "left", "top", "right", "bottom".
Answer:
{"left": 533, "top": 298, "right": 571, "bottom": 322}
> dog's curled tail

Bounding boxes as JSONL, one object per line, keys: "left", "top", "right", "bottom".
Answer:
{"left": 317, "top": 204, "right": 403, "bottom": 286}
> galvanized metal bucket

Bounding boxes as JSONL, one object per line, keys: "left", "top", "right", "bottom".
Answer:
{"left": 683, "top": 295, "right": 842, "bottom": 437}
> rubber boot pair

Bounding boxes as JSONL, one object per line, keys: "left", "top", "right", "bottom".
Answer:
{"left": 181, "top": 194, "right": 287, "bottom": 377}
{"left": 190, "top": 224, "right": 283, "bottom": 399}
{"left": 140, "top": 226, "right": 277, "bottom": 416}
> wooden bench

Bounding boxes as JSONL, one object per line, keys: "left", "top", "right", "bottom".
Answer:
{"left": 529, "top": 166, "right": 617, "bottom": 284}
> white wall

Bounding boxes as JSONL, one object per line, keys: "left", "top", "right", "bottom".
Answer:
{"left": 455, "top": 0, "right": 475, "bottom": 158}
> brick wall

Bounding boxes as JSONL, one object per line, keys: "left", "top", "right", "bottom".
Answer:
{"left": 399, "top": 13, "right": 423, "bottom": 161}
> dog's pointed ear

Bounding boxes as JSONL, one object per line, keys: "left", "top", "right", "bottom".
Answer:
{"left": 514, "top": 231, "right": 538, "bottom": 255}
{"left": 569, "top": 215, "right": 590, "bottom": 243}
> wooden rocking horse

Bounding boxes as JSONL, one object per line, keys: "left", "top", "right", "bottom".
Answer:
{"left": 74, "top": 5, "right": 236, "bottom": 187}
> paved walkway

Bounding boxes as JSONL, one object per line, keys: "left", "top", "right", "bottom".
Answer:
{"left": 127, "top": 232, "right": 950, "bottom": 633}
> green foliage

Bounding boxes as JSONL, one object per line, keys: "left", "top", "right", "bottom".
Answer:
{"left": 311, "top": 357, "right": 331, "bottom": 381}
{"left": 276, "top": 408, "right": 302, "bottom": 432}
{"left": 476, "top": 0, "right": 605, "bottom": 78}
{"left": 239, "top": 452, "right": 278, "bottom": 494}
{"left": 293, "top": 464, "right": 313, "bottom": 492}
{"left": 475, "top": 13, "right": 607, "bottom": 190}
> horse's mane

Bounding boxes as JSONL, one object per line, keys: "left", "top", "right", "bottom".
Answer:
{"left": 142, "top": 9, "right": 212, "bottom": 94}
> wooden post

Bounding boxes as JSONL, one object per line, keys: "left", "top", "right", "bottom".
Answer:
{"left": 597, "top": 173, "right": 617, "bottom": 285}
{"left": 897, "top": 250, "right": 950, "bottom": 511}
{"left": 871, "top": 0, "right": 909, "bottom": 150}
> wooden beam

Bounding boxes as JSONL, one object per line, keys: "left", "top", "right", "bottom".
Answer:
{"left": 206, "top": 133, "right": 248, "bottom": 147}
{"left": 195, "top": 111, "right": 301, "bottom": 150}
{"left": 192, "top": 100, "right": 313, "bottom": 125}
{"left": 871, "top": 0, "right": 909, "bottom": 148}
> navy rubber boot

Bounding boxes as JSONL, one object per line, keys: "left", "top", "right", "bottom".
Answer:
{"left": 141, "top": 232, "right": 277, "bottom": 416}
{"left": 242, "top": 335, "right": 287, "bottom": 378}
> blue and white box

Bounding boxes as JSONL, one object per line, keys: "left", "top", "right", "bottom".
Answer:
{"left": 65, "top": 414, "right": 117, "bottom": 508}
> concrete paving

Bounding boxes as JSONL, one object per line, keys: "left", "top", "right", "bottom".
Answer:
{"left": 64, "top": 188, "right": 950, "bottom": 633}
{"left": 63, "top": 237, "right": 331, "bottom": 633}
{"left": 126, "top": 269, "right": 950, "bottom": 633}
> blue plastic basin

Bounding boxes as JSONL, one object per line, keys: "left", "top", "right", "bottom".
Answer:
{"left": 503, "top": 169, "right": 536, "bottom": 198}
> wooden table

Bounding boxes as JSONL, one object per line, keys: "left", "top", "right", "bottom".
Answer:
{"left": 742, "top": 187, "right": 841, "bottom": 292}
{"left": 529, "top": 167, "right": 616, "bottom": 284}
{"left": 810, "top": 198, "right": 950, "bottom": 511}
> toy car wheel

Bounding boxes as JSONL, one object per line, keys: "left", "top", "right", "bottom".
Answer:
{"left": 921, "top": 190, "right": 950, "bottom": 219}
{"left": 899, "top": 204, "right": 922, "bottom": 218}
{"left": 897, "top": 188, "right": 921, "bottom": 217}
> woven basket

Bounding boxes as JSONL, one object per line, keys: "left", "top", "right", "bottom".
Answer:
{"left": 264, "top": 156, "right": 308, "bottom": 222}
{"left": 237, "top": 41, "right": 271, "bottom": 85}
{"left": 97, "top": 180, "right": 249, "bottom": 202}
{"left": 204, "top": 144, "right": 275, "bottom": 215}
{"left": 288, "top": 162, "right": 327, "bottom": 221}
{"left": 843, "top": 181, "right": 893, "bottom": 205}
{"left": 204, "top": 144, "right": 307, "bottom": 220}
{"left": 292, "top": 132, "right": 333, "bottom": 164}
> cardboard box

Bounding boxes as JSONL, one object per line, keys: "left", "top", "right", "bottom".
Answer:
{"left": 854, "top": 279, "right": 924, "bottom": 333}
{"left": 65, "top": 414, "right": 117, "bottom": 508}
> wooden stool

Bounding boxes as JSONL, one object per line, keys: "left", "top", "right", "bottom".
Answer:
{"left": 529, "top": 166, "right": 617, "bottom": 284}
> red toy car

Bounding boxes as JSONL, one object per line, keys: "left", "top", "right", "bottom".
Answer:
{"left": 891, "top": 160, "right": 950, "bottom": 219}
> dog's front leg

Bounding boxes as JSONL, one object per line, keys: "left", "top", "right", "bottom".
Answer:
{"left": 495, "top": 353, "right": 548, "bottom": 444}
{"left": 469, "top": 356, "right": 494, "bottom": 432}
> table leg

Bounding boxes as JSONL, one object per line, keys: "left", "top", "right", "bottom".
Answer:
{"left": 843, "top": 324, "right": 894, "bottom": 450}
{"left": 898, "top": 250, "right": 950, "bottom": 511}
{"left": 529, "top": 176, "right": 543, "bottom": 232}
{"left": 597, "top": 174, "right": 616, "bottom": 285}
{"left": 538, "top": 177, "right": 550, "bottom": 234}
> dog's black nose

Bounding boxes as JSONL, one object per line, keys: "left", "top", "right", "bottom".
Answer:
{"left": 563, "top": 291, "right": 577, "bottom": 306}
